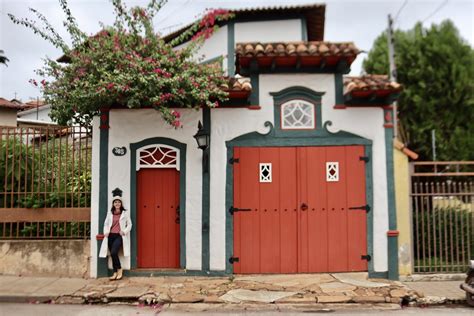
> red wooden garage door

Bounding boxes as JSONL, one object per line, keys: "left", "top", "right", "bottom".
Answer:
{"left": 137, "top": 168, "right": 180, "bottom": 268}
{"left": 233, "top": 146, "right": 367, "bottom": 274}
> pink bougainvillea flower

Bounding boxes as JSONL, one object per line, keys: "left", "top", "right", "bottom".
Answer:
{"left": 172, "top": 110, "right": 181, "bottom": 118}
{"left": 106, "top": 83, "right": 115, "bottom": 90}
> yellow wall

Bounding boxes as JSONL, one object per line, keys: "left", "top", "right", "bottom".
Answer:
{"left": 394, "top": 148, "right": 412, "bottom": 275}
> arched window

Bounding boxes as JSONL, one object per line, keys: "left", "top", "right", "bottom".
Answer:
{"left": 136, "top": 145, "right": 180, "bottom": 171}
{"left": 281, "top": 100, "right": 315, "bottom": 130}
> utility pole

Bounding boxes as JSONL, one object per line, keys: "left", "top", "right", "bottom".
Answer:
{"left": 387, "top": 14, "right": 398, "bottom": 138}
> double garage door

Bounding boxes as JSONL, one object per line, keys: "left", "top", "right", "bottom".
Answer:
{"left": 233, "top": 146, "right": 368, "bottom": 274}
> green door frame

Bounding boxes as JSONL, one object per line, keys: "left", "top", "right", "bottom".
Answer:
{"left": 224, "top": 120, "right": 380, "bottom": 276}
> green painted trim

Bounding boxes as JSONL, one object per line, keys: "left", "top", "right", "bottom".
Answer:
{"left": 335, "top": 74, "right": 344, "bottom": 105}
{"left": 301, "top": 17, "right": 308, "bottom": 41}
{"left": 122, "top": 269, "right": 228, "bottom": 277}
{"left": 227, "top": 22, "right": 235, "bottom": 77}
{"left": 271, "top": 86, "right": 325, "bottom": 137}
{"left": 249, "top": 71, "right": 259, "bottom": 105}
{"left": 224, "top": 121, "right": 372, "bottom": 274}
{"left": 234, "top": 13, "right": 303, "bottom": 24}
{"left": 344, "top": 93, "right": 399, "bottom": 107}
{"left": 384, "top": 111, "right": 399, "bottom": 280}
{"left": 97, "top": 110, "right": 109, "bottom": 278}
{"left": 129, "top": 137, "right": 187, "bottom": 269}
{"left": 201, "top": 108, "right": 211, "bottom": 272}
{"left": 368, "top": 271, "right": 388, "bottom": 279}
{"left": 230, "top": 122, "right": 371, "bottom": 146}
{"left": 225, "top": 146, "right": 234, "bottom": 274}
{"left": 365, "top": 145, "right": 375, "bottom": 276}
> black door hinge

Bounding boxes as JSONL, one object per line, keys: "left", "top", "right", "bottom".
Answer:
{"left": 359, "top": 156, "right": 370, "bottom": 162}
{"left": 361, "top": 254, "right": 372, "bottom": 261}
{"left": 229, "top": 257, "right": 239, "bottom": 264}
{"left": 229, "top": 206, "right": 252, "bottom": 215}
{"left": 349, "top": 204, "right": 371, "bottom": 213}
{"left": 229, "top": 157, "right": 240, "bottom": 164}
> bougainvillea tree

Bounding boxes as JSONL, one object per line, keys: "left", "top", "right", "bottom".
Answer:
{"left": 9, "top": 0, "right": 233, "bottom": 126}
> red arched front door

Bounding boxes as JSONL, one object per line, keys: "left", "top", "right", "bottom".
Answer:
{"left": 136, "top": 146, "right": 180, "bottom": 269}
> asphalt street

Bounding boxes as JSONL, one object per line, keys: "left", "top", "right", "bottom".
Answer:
{"left": 0, "top": 303, "right": 472, "bottom": 316}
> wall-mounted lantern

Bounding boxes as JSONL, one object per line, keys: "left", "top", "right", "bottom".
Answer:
{"left": 193, "top": 121, "right": 210, "bottom": 173}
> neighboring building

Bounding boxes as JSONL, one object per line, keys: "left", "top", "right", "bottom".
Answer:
{"left": 90, "top": 4, "right": 403, "bottom": 279}
{"left": 16, "top": 100, "right": 54, "bottom": 127}
{"left": 0, "top": 98, "right": 23, "bottom": 126}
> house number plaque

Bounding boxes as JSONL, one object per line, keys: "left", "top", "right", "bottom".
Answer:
{"left": 112, "top": 147, "right": 127, "bottom": 156}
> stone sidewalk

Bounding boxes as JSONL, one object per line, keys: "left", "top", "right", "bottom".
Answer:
{"left": 0, "top": 272, "right": 465, "bottom": 309}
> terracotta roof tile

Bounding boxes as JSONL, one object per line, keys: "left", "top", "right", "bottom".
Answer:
{"left": 236, "top": 41, "right": 359, "bottom": 58}
{"left": 344, "top": 75, "right": 401, "bottom": 95}
{"left": 0, "top": 97, "right": 25, "bottom": 110}
{"left": 221, "top": 76, "right": 251, "bottom": 92}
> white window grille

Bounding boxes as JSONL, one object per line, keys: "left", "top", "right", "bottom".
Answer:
{"left": 259, "top": 163, "right": 272, "bottom": 183}
{"left": 281, "top": 100, "right": 315, "bottom": 129}
{"left": 136, "top": 145, "right": 179, "bottom": 171}
{"left": 326, "top": 162, "right": 339, "bottom": 182}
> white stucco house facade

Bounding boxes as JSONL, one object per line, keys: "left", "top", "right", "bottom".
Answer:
{"left": 90, "top": 4, "right": 402, "bottom": 279}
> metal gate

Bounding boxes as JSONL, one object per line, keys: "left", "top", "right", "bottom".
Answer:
{"left": 411, "top": 161, "right": 474, "bottom": 273}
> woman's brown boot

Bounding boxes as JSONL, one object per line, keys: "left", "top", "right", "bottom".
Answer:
{"left": 109, "top": 272, "right": 117, "bottom": 281}
{"left": 116, "top": 269, "right": 123, "bottom": 280}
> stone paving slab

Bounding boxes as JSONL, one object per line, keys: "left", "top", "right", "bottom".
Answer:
{"left": 320, "top": 281, "right": 357, "bottom": 292}
{"left": 105, "top": 286, "right": 150, "bottom": 299}
{"left": 31, "top": 277, "right": 88, "bottom": 297}
{"left": 219, "top": 289, "right": 297, "bottom": 303}
{"left": 403, "top": 281, "right": 464, "bottom": 300}
{"left": 0, "top": 277, "right": 58, "bottom": 295}
{"left": 0, "top": 276, "right": 22, "bottom": 292}
{"left": 333, "top": 273, "right": 390, "bottom": 288}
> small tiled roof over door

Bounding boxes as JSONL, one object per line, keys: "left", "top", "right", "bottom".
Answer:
{"left": 343, "top": 75, "right": 402, "bottom": 106}
{"left": 236, "top": 41, "right": 360, "bottom": 74}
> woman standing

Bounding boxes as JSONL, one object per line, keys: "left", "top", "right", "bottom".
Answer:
{"left": 99, "top": 196, "right": 132, "bottom": 280}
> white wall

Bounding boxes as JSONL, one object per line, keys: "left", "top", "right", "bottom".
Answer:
{"left": 209, "top": 74, "right": 388, "bottom": 272}
{"left": 90, "top": 116, "right": 100, "bottom": 278}
{"left": 235, "top": 19, "right": 302, "bottom": 43}
{"left": 175, "top": 26, "right": 228, "bottom": 74}
{"left": 107, "top": 108, "right": 203, "bottom": 270}
{"left": 17, "top": 106, "right": 52, "bottom": 123}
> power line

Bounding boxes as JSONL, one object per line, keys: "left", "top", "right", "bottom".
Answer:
{"left": 422, "top": 0, "right": 449, "bottom": 23}
{"left": 394, "top": 0, "right": 408, "bottom": 23}
{"left": 156, "top": 0, "right": 191, "bottom": 28}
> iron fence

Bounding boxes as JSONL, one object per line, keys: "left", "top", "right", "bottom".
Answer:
{"left": 411, "top": 161, "right": 474, "bottom": 273}
{"left": 0, "top": 126, "right": 91, "bottom": 239}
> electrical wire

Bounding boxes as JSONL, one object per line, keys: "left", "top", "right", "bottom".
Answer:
{"left": 394, "top": 0, "right": 408, "bottom": 23}
{"left": 156, "top": 0, "right": 191, "bottom": 30}
{"left": 422, "top": 0, "right": 449, "bottom": 23}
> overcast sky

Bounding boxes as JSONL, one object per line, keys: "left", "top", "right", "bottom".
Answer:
{"left": 0, "top": 0, "right": 473, "bottom": 102}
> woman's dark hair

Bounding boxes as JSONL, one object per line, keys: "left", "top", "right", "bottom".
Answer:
{"left": 110, "top": 200, "right": 125, "bottom": 214}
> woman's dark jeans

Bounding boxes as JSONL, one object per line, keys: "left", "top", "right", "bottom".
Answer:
{"left": 108, "top": 233, "right": 122, "bottom": 271}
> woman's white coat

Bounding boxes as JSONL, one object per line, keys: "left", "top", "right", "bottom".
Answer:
{"left": 99, "top": 210, "right": 132, "bottom": 259}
